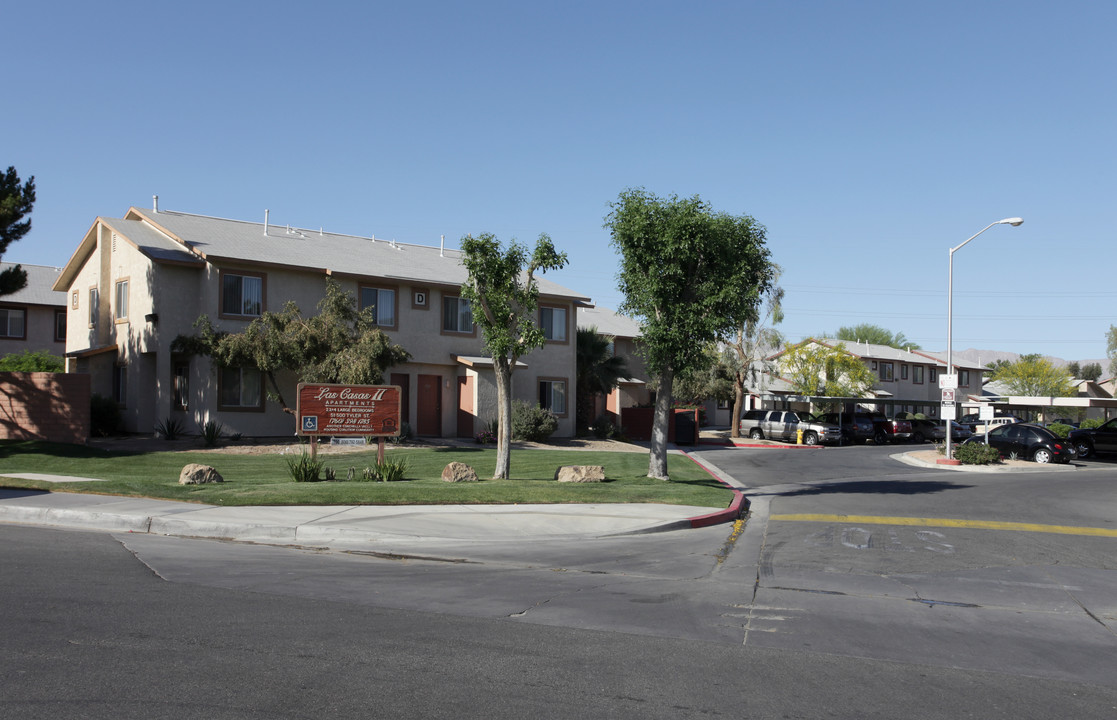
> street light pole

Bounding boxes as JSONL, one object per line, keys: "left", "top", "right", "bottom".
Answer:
{"left": 945, "top": 217, "right": 1023, "bottom": 460}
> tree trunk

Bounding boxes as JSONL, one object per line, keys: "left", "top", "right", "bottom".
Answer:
{"left": 493, "top": 359, "right": 513, "bottom": 479}
{"left": 730, "top": 379, "right": 744, "bottom": 438}
{"left": 648, "top": 368, "right": 674, "bottom": 480}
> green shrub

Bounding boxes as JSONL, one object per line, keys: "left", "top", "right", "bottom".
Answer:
{"left": 154, "top": 416, "right": 186, "bottom": 440}
{"left": 285, "top": 451, "right": 325, "bottom": 482}
{"left": 511, "top": 401, "right": 558, "bottom": 442}
{"left": 1046, "top": 423, "right": 1073, "bottom": 438}
{"left": 357, "top": 457, "right": 410, "bottom": 482}
{"left": 90, "top": 393, "right": 123, "bottom": 437}
{"left": 953, "top": 442, "right": 1002, "bottom": 465}
{"left": 198, "top": 419, "right": 225, "bottom": 448}
{"left": 0, "top": 349, "right": 65, "bottom": 372}
{"left": 1080, "top": 418, "right": 1104, "bottom": 430}
{"left": 590, "top": 414, "right": 617, "bottom": 440}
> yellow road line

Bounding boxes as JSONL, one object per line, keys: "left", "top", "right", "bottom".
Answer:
{"left": 770, "top": 514, "right": 1117, "bottom": 538}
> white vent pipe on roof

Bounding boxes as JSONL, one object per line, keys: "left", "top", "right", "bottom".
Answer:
{"left": 440, "top": 234, "right": 445, "bottom": 257}
{"left": 153, "top": 195, "right": 159, "bottom": 213}
{"left": 264, "top": 210, "right": 269, "bottom": 236}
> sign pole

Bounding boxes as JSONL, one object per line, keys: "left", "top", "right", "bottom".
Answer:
{"left": 310, "top": 435, "right": 318, "bottom": 461}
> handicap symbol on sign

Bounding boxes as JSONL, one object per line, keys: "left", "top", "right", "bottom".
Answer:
{"left": 302, "top": 416, "right": 318, "bottom": 432}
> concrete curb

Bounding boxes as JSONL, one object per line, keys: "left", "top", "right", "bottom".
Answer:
{"left": 894, "top": 452, "right": 1078, "bottom": 473}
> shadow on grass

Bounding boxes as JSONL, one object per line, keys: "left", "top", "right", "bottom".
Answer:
{"left": 0, "top": 440, "right": 129, "bottom": 460}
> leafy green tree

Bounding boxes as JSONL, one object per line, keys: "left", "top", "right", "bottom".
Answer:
{"left": 1081, "top": 362, "right": 1103, "bottom": 381}
{"left": 726, "top": 274, "right": 784, "bottom": 437}
{"left": 605, "top": 188, "right": 774, "bottom": 479}
{"left": 1066, "top": 361, "right": 1081, "bottom": 378}
{"left": 575, "top": 326, "right": 628, "bottom": 430}
{"left": 459, "top": 232, "right": 567, "bottom": 480}
{"left": 778, "top": 341, "right": 876, "bottom": 407}
{"left": 0, "top": 349, "right": 64, "bottom": 372}
{"left": 989, "top": 354, "right": 1074, "bottom": 397}
{"left": 832, "top": 323, "right": 920, "bottom": 350}
{"left": 0, "top": 166, "right": 36, "bottom": 296}
{"left": 669, "top": 344, "right": 732, "bottom": 406}
{"left": 174, "top": 278, "right": 411, "bottom": 416}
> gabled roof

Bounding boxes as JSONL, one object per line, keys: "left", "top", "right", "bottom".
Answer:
{"left": 54, "top": 207, "right": 593, "bottom": 304}
{"left": 770, "top": 337, "right": 947, "bottom": 366}
{"left": 1, "top": 263, "right": 67, "bottom": 306}
{"left": 577, "top": 306, "right": 641, "bottom": 339}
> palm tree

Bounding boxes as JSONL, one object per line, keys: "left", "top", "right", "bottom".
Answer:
{"left": 576, "top": 326, "right": 629, "bottom": 431}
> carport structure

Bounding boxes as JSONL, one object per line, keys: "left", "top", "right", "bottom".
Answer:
{"left": 962, "top": 395, "right": 1117, "bottom": 422}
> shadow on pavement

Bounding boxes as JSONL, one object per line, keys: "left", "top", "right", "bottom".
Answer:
{"left": 768, "top": 479, "right": 973, "bottom": 497}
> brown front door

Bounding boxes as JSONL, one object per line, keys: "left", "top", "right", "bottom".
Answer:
{"left": 457, "top": 375, "right": 475, "bottom": 438}
{"left": 390, "top": 373, "right": 410, "bottom": 425}
{"left": 417, "top": 374, "right": 442, "bottom": 437}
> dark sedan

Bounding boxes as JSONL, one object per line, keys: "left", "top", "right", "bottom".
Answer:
{"left": 1069, "top": 418, "right": 1117, "bottom": 458}
{"left": 963, "top": 422, "right": 1076, "bottom": 464}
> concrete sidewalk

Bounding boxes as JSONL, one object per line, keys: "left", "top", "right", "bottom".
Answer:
{"left": 0, "top": 487, "right": 732, "bottom": 548}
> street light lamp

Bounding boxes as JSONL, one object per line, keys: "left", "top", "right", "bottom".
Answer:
{"left": 945, "top": 217, "right": 1023, "bottom": 460}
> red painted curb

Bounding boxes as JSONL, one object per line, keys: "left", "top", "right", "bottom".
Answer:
{"left": 936, "top": 458, "right": 962, "bottom": 466}
{"left": 729, "top": 442, "right": 826, "bottom": 450}
{"left": 678, "top": 453, "right": 747, "bottom": 528}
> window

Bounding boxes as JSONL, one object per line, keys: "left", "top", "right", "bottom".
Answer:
{"left": 54, "top": 309, "right": 66, "bottom": 342}
{"left": 359, "top": 286, "right": 396, "bottom": 328}
{"left": 930, "top": 368, "right": 938, "bottom": 383}
{"left": 959, "top": 370, "right": 970, "bottom": 387}
{"left": 219, "top": 366, "right": 263, "bottom": 409}
{"left": 540, "top": 306, "right": 567, "bottom": 342}
{"left": 442, "top": 296, "right": 473, "bottom": 333}
{"left": 901, "top": 364, "right": 908, "bottom": 380}
{"left": 913, "top": 365, "right": 925, "bottom": 384}
{"left": 112, "top": 364, "right": 127, "bottom": 406}
{"left": 173, "top": 362, "right": 190, "bottom": 410}
{"left": 221, "top": 271, "right": 264, "bottom": 317}
{"left": 879, "top": 362, "right": 894, "bottom": 382}
{"left": 88, "top": 288, "right": 99, "bottom": 326}
{"left": 0, "top": 307, "right": 25, "bottom": 338}
{"left": 114, "top": 278, "right": 129, "bottom": 321}
{"left": 539, "top": 379, "right": 567, "bottom": 415}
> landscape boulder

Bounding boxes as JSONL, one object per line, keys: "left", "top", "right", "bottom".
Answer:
{"left": 554, "top": 465, "right": 605, "bottom": 483}
{"left": 441, "top": 461, "right": 479, "bottom": 483}
{"left": 178, "top": 463, "right": 225, "bottom": 485}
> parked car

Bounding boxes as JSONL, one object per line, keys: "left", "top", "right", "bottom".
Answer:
{"left": 963, "top": 423, "right": 1076, "bottom": 464}
{"left": 739, "top": 410, "right": 842, "bottom": 445}
{"left": 1068, "top": 418, "right": 1117, "bottom": 458}
{"left": 908, "top": 418, "right": 972, "bottom": 443}
{"left": 958, "top": 412, "right": 1020, "bottom": 434}
{"left": 815, "top": 411, "right": 909, "bottom": 444}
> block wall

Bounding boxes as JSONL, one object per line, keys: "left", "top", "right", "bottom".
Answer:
{"left": 0, "top": 372, "right": 91, "bottom": 444}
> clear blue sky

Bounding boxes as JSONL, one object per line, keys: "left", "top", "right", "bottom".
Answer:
{"left": 7, "top": 1, "right": 1115, "bottom": 363}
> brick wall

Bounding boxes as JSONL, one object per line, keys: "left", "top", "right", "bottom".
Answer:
{"left": 0, "top": 372, "right": 91, "bottom": 444}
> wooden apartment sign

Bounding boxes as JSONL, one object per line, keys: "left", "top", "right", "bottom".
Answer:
{"left": 296, "top": 383, "right": 402, "bottom": 437}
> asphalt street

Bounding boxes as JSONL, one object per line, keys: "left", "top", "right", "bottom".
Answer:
{"left": 3, "top": 442, "right": 1117, "bottom": 718}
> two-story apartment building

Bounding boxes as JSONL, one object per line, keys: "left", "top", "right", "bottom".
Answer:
{"left": 768, "top": 338, "right": 985, "bottom": 417}
{"left": 52, "top": 205, "right": 590, "bottom": 438}
{"left": 576, "top": 306, "right": 650, "bottom": 427}
{"left": 0, "top": 263, "right": 67, "bottom": 359}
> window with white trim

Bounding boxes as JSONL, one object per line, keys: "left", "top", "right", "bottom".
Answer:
{"left": 540, "top": 306, "right": 567, "bottom": 342}
{"left": 221, "top": 272, "right": 264, "bottom": 317}
{"left": 219, "top": 366, "right": 263, "bottom": 408}
{"left": 0, "top": 307, "right": 25, "bottom": 338}
{"left": 114, "top": 279, "right": 129, "bottom": 321}
{"left": 360, "top": 286, "right": 396, "bottom": 328}
{"left": 539, "top": 379, "right": 567, "bottom": 415}
{"left": 442, "top": 296, "right": 473, "bottom": 333}
{"left": 89, "top": 288, "right": 99, "bottom": 326}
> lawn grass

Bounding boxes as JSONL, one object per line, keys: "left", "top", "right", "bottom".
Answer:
{"left": 0, "top": 441, "right": 732, "bottom": 508}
